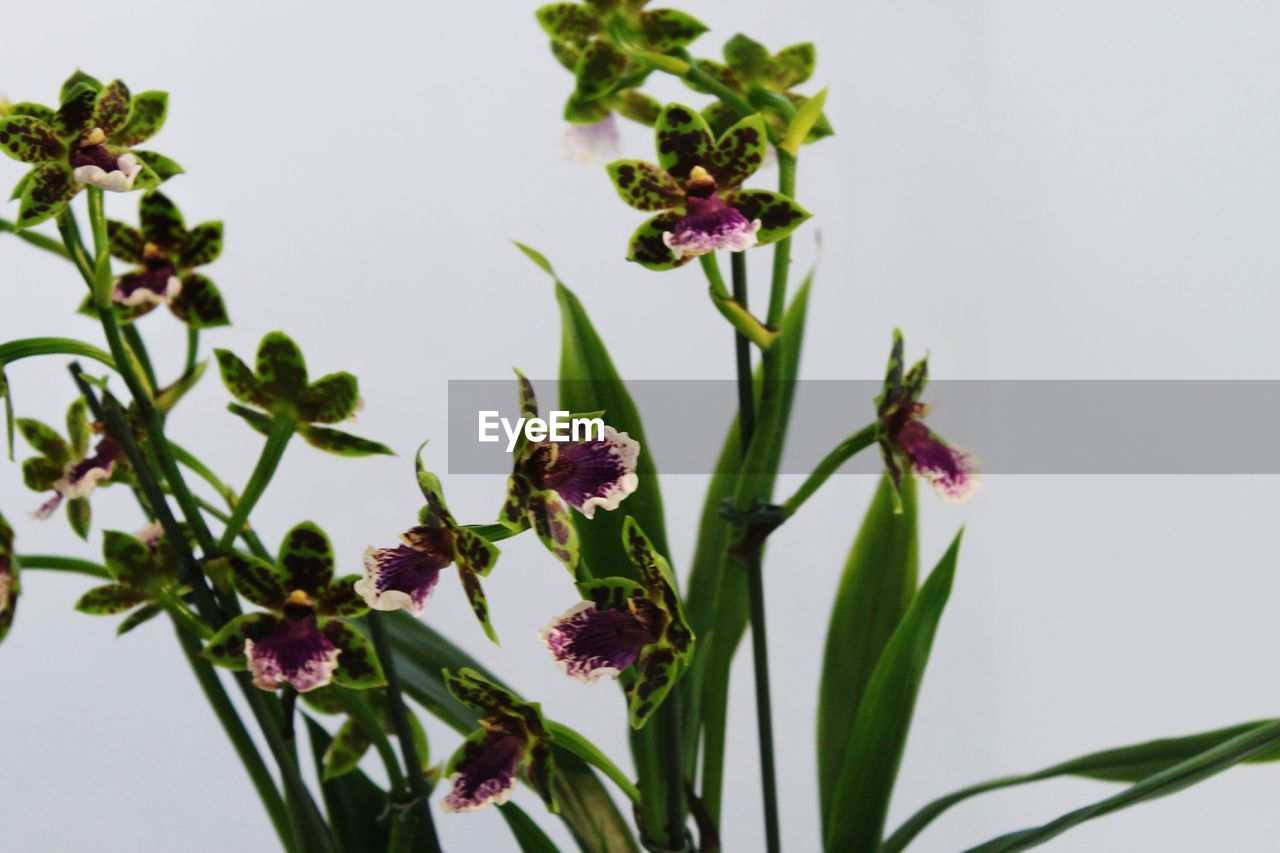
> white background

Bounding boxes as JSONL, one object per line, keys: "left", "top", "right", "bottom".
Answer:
{"left": 3, "top": 1, "right": 1279, "bottom": 850}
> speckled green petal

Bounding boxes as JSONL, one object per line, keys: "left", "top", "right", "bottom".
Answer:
{"left": 17, "top": 163, "right": 78, "bottom": 227}
{"left": 573, "top": 40, "right": 627, "bottom": 103}
{"left": 116, "top": 602, "right": 162, "bottom": 636}
{"left": 772, "top": 42, "right": 816, "bottom": 89}
{"left": 256, "top": 331, "right": 308, "bottom": 400}
{"left": 17, "top": 418, "right": 69, "bottom": 466}
{"left": 323, "top": 621, "right": 386, "bottom": 689}
{"left": 60, "top": 70, "right": 102, "bottom": 102}
{"left": 606, "top": 160, "right": 682, "bottom": 211}
{"left": 499, "top": 471, "right": 533, "bottom": 532}
{"left": 214, "top": 348, "right": 269, "bottom": 407}
{"left": 535, "top": 3, "right": 598, "bottom": 44}
{"left": 318, "top": 574, "right": 367, "bottom": 618}
{"left": 685, "top": 59, "right": 741, "bottom": 97}
{"left": 107, "top": 220, "right": 144, "bottom": 263}
{"left": 7, "top": 103, "right": 57, "bottom": 124}
{"left": 528, "top": 490, "right": 579, "bottom": 574}
{"left": 576, "top": 576, "right": 645, "bottom": 611}
{"left": 179, "top": 221, "right": 223, "bottom": 268}
{"left": 53, "top": 86, "right": 96, "bottom": 137}
{"left": 132, "top": 150, "right": 183, "bottom": 183}
{"left": 610, "top": 89, "right": 661, "bottom": 125}
{"left": 75, "top": 582, "right": 149, "bottom": 615}
{"left": 203, "top": 612, "right": 278, "bottom": 669}
{"left": 0, "top": 117, "right": 64, "bottom": 163}
{"left": 300, "top": 425, "right": 393, "bottom": 457}
{"left": 21, "top": 457, "right": 62, "bottom": 492}
{"left": 297, "top": 372, "right": 360, "bottom": 424}
{"left": 68, "top": 497, "right": 91, "bottom": 540}
{"left": 453, "top": 527, "right": 500, "bottom": 579}
{"left": 140, "top": 189, "right": 184, "bottom": 249}
{"left": 654, "top": 103, "right": 713, "bottom": 182}
{"left": 228, "top": 553, "right": 287, "bottom": 610}
{"left": 171, "top": 273, "right": 230, "bottom": 329}
{"left": 710, "top": 114, "right": 767, "bottom": 189}
{"left": 444, "top": 668, "right": 525, "bottom": 719}
{"left": 563, "top": 92, "right": 610, "bottom": 124}
{"left": 92, "top": 80, "right": 132, "bottom": 136}
{"left": 727, "top": 189, "right": 811, "bottom": 246}
{"left": 66, "top": 399, "right": 89, "bottom": 458}
{"left": 278, "top": 521, "right": 336, "bottom": 595}
{"left": 637, "top": 9, "right": 707, "bottom": 51}
{"left": 111, "top": 91, "right": 168, "bottom": 148}
{"left": 103, "top": 530, "right": 155, "bottom": 586}
{"left": 323, "top": 717, "right": 373, "bottom": 780}
{"left": 723, "top": 33, "right": 771, "bottom": 83}
{"left": 625, "top": 210, "right": 687, "bottom": 271}
{"left": 458, "top": 566, "right": 498, "bottom": 644}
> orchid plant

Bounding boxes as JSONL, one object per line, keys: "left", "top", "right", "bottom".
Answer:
{"left": 1, "top": 9, "right": 1276, "bottom": 853}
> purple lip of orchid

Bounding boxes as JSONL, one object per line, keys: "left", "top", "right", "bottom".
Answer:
{"left": 244, "top": 591, "right": 341, "bottom": 693}
{"left": 114, "top": 244, "right": 182, "bottom": 307}
{"left": 34, "top": 435, "right": 122, "bottom": 519}
{"left": 355, "top": 536, "right": 451, "bottom": 615}
{"left": 539, "top": 599, "right": 661, "bottom": 683}
{"left": 891, "top": 405, "right": 979, "bottom": 503}
{"left": 69, "top": 127, "right": 141, "bottom": 192}
{"left": 526, "top": 426, "right": 640, "bottom": 519}
{"left": 442, "top": 729, "right": 524, "bottom": 813}
{"left": 662, "top": 166, "right": 761, "bottom": 261}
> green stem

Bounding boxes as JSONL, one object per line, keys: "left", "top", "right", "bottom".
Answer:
{"left": 699, "top": 255, "right": 778, "bottom": 350}
{"left": 0, "top": 218, "right": 70, "bottom": 258}
{"left": 185, "top": 326, "right": 200, "bottom": 377}
{"left": 15, "top": 554, "right": 110, "bottom": 579}
{"left": 0, "top": 338, "right": 116, "bottom": 372}
{"left": 368, "top": 612, "right": 443, "bottom": 853}
{"left": 121, "top": 323, "right": 159, "bottom": 396}
{"left": 779, "top": 424, "right": 878, "bottom": 518}
{"left": 545, "top": 721, "right": 643, "bottom": 807}
{"left": 170, "top": 441, "right": 274, "bottom": 560}
{"left": 217, "top": 413, "right": 295, "bottom": 552}
{"left": 335, "top": 690, "right": 408, "bottom": 794}
{"left": 161, "top": 593, "right": 213, "bottom": 641}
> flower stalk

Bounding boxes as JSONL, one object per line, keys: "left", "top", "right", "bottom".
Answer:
{"left": 217, "top": 413, "right": 294, "bottom": 552}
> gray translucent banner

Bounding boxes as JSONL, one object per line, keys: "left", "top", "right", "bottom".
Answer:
{"left": 446, "top": 380, "right": 1280, "bottom": 475}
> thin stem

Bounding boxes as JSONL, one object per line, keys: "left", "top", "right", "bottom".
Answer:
{"left": 170, "top": 441, "right": 274, "bottom": 561}
{"left": 185, "top": 326, "right": 200, "bottom": 377}
{"left": 368, "top": 612, "right": 443, "bottom": 853}
{"left": 0, "top": 218, "right": 70, "bottom": 258}
{"left": 218, "top": 414, "right": 295, "bottom": 552}
{"left": 121, "top": 323, "right": 159, "bottom": 396}
{"left": 779, "top": 424, "right": 878, "bottom": 518}
{"left": 161, "top": 594, "right": 213, "bottom": 641}
{"left": 336, "top": 690, "right": 408, "bottom": 794}
{"left": 699, "top": 255, "right": 778, "bottom": 349}
{"left": 727, "top": 254, "right": 782, "bottom": 853}
{"left": 15, "top": 554, "right": 110, "bottom": 579}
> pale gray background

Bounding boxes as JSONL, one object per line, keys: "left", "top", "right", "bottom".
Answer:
{"left": 2, "top": 1, "right": 1279, "bottom": 851}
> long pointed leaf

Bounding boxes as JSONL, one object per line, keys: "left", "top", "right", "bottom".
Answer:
{"left": 817, "top": 474, "right": 918, "bottom": 830}
{"left": 825, "top": 530, "right": 963, "bottom": 852}
{"left": 499, "top": 802, "right": 561, "bottom": 853}
{"left": 304, "top": 716, "right": 391, "bottom": 853}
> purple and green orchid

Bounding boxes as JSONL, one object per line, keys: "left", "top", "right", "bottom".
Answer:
{"left": 499, "top": 371, "right": 640, "bottom": 573}
{"left": 215, "top": 331, "right": 391, "bottom": 457}
{"left": 0, "top": 70, "right": 177, "bottom": 227}
{"left": 536, "top": 0, "right": 706, "bottom": 143}
{"left": 540, "top": 516, "right": 693, "bottom": 728}
{"left": 203, "top": 522, "right": 384, "bottom": 694}
{"left": 358, "top": 451, "right": 501, "bottom": 642}
{"left": 441, "top": 668, "right": 556, "bottom": 814}
{"left": 98, "top": 190, "right": 229, "bottom": 327}
{"left": 685, "top": 33, "right": 833, "bottom": 144}
{"left": 607, "top": 102, "right": 810, "bottom": 269}
{"left": 0, "top": 512, "right": 17, "bottom": 645}
{"left": 17, "top": 399, "right": 127, "bottom": 538}
{"left": 72, "top": 528, "right": 182, "bottom": 635}
{"left": 876, "top": 330, "right": 979, "bottom": 505}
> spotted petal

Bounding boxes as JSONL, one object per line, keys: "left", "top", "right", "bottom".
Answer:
{"left": 726, "top": 189, "right": 811, "bottom": 246}
{"left": 355, "top": 545, "right": 443, "bottom": 615}
{"left": 297, "top": 372, "right": 360, "bottom": 424}
{"left": 106, "top": 219, "right": 145, "bottom": 263}
{"left": 605, "top": 160, "right": 682, "bottom": 211}
{"left": 535, "top": 2, "right": 598, "bottom": 44}
{"left": 171, "top": 273, "right": 230, "bottom": 328}
{"left": 625, "top": 210, "right": 689, "bottom": 271}
{"left": 322, "top": 621, "right": 386, "bottom": 689}
{"left": 771, "top": 42, "right": 816, "bottom": 89}
{"left": 228, "top": 553, "right": 288, "bottom": 610}
{"left": 214, "top": 348, "right": 270, "bottom": 407}
{"left": 0, "top": 117, "right": 64, "bottom": 163}
{"left": 0, "top": 514, "right": 16, "bottom": 644}
{"left": 180, "top": 221, "right": 224, "bottom": 268}
{"left": 246, "top": 617, "right": 341, "bottom": 693}
{"left": 573, "top": 40, "right": 627, "bottom": 103}
{"left": 256, "top": 331, "right": 308, "bottom": 400}
{"left": 92, "top": 80, "right": 132, "bottom": 136}
{"left": 539, "top": 595, "right": 650, "bottom": 683}
{"left": 723, "top": 33, "right": 771, "bottom": 82}
{"left": 203, "top": 612, "right": 278, "bottom": 669}
{"left": 278, "top": 521, "right": 335, "bottom": 595}
{"left": 140, "top": 189, "right": 185, "bottom": 250}
{"left": 654, "top": 103, "right": 714, "bottom": 182}
{"left": 18, "top": 163, "right": 78, "bottom": 227}
{"left": 17, "top": 418, "right": 70, "bottom": 466}
{"left": 533, "top": 426, "right": 640, "bottom": 519}
{"left": 458, "top": 564, "right": 498, "bottom": 644}
{"left": 444, "top": 668, "right": 526, "bottom": 720}
{"left": 527, "top": 490, "right": 580, "bottom": 574}
{"left": 636, "top": 9, "right": 707, "bottom": 51}
{"left": 709, "top": 115, "right": 768, "bottom": 189}
{"left": 75, "top": 582, "right": 149, "bottom": 615}
{"left": 300, "top": 425, "right": 393, "bottom": 457}
{"left": 102, "top": 530, "right": 157, "bottom": 587}
{"left": 111, "top": 91, "right": 168, "bottom": 148}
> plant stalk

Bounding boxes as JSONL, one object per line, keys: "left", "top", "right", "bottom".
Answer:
{"left": 217, "top": 413, "right": 295, "bottom": 552}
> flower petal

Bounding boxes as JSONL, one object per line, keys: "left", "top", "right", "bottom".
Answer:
{"left": 0, "top": 116, "right": 64, "bottom": 163}
{"left": 605, "top": 159, "right": 681, "bottom": 211}
{"left": 533, "top": 426, "right": 639, "bottom": 518}
{"left": 626, "top": 210, "right": 690, "bottom": 271}
{"left": 114, "top": 268, "right": 182, "bottom": 307}
{"left": 54, "top": 436, "right": 121, "bottom": 499}
{"left": 72, "top": 151, "right": 142, "bottom": 192}
{"left": 899, "top": 422, "right": 980, "bottom": 504}
{"left": 278, "top": 521, "right": 336, "bottom": 595}
{"left": 245, "top": 622, "right": 341, "bottom": 693}
{"left": 655, "top": 103, "right": 714, "bottom": 182}
{"left": 539, "top": 600, "right": 650, "bottom": 682}
{"left": 355, "top": 545, "right": 443, "bottom": 614}
{"left": 17, "top": 163, "right": 78, "bottom": 227}
{"left": 726, "top": 189, "right": 811, "bottom": 246}
{"left": 708, "top": 115, "right": 767, "bottom": 189}
{"left": 662, "top": 204, "right": 761, "bottom": 260}
{"left": 442, "top": 730, "right": 522, "bottom": 813}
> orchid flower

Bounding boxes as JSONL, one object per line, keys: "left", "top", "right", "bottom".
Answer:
{"left": 0, "top": 512, "right": 17, "bottom": 645}
{"left": 17, "top": 399, "right": 126, "bottom": 537}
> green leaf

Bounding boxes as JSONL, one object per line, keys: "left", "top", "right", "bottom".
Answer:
{"left": 322, "top": 717, "right": 373, "bottom": 780}
{"left": 111, "top": 91, "right": 168, "bottom": 148}
{"left": 171, "top": 273, "right": 231, "bottom": 328}
{"left": 323, "top": 621, "right": 386, "bottom": 689}
{"left": 131, "top": 150, "right": 183, "bottom": 183}
{"left": 573, "top": 40, "right": 628, "bottom": 103}
{"left": 817, "top": 475, "right": 917, "bottom": 829}
{"left": 636, "top": 9, "right": 708, "bottom": 51}
{"left": 1, "top": 367, "right": 14, "bottom": 462}
{"left": 499, "top": 802, "right": 560, "bottom": 853}
{"left": 139, "top": 190, "right": 184, "bottom": 249}
{"left": 278, "top": 521, "right": 335, "bottom": 595}
{"left": 605, "top": 160, "right": 682, "bottom": 212}
{"left": 787, "top": 92, "right": 834, "bottom": 142}
{"left": 75, "top": 582, "right": 149, "bottom": 615}
{"left": 781, "top": 86, "right": 828, "bottom": 156}
{"left": 116, "top": 602, "right": 162, "bottom": 636}
{"left": 728, "top": 188, "right": 811, "bottom": 246}
{"left": 304, "top": 716, "right": 391, "bottom": 853}
{"left": 18, "top": 163, "right": 78, "bottom": 227}
{"left": 203, "top": 612, "right": 278, "bottom": 668}
{"left": 179, "top": 221, "right": 223, "bottom": 268}
{"left": 709, "top": 114, "right": 768, "bottom": 189}
{"left": 92, "top": 80, "right": 132, "bottom": 136}
{"left": 0, "top": 117, "right": 64, "bottom": 163}
{"left": 228, "top": 553, "right": 287, "bottom": 609}
{"left": 535, "top": 2, "right": 598, "bottom": 44}
{"left": 214, "top": 349, "right": 268, "bottom": 407}
{"left": 771, "top": 42, "right": 816, "bottom": 89}
{"left": 884, "top": 719, "right": 1280, "bottom": 852}
{"left": 297, "top": 372, "right": 360, "bottom": 424}
{"left": 17, "top": 417, "right": 69, "bottom": 465}
{"left": 654, "top": 103, "right": 713, "bottom": 182}
{"left": 102, "top": 530, "right": 155, "bottom": 585}
{"left": 624, "top": 210, "right": 686, "bottom": 271}
{"left": 723, "top": 33, "right": 771, "bottom": 82}
{"left": 825, "top": 530, "right": 963, "bottom": 852}
{"left": 300, "top": 425, "right": 394, "bottom": 457}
